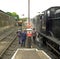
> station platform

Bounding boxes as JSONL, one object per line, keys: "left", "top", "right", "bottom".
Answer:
{"left": 11, "top": 48, "right": 51, "bottom": 59}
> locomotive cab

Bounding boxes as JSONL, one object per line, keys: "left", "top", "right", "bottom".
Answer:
{"left": 41, "top": 7, "right": 60, "bottom": 39}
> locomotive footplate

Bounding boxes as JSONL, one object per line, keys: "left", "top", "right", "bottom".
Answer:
{"left": 40, "top": 32, "right": 60, "bottom": 57}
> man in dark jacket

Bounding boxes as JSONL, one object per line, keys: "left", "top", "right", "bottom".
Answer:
{"left": 21, "top": 30, "right": 27, "bottom": 47}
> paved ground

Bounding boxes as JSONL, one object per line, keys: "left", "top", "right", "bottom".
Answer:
{"left": 13, "top": 50, "right": 41, "bottom": 59}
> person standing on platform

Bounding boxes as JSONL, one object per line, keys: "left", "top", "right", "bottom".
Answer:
{"left": 27, "top": 29, "right": 32, "bottom": 48}
{"left": 17, "top": 29, "right": 22, "bottom": 46}
{"left": 32, "top": 28, "right": 36, "bottom": 44}
{"left": 21, "top": 30, "right": 27, "bottom": 47}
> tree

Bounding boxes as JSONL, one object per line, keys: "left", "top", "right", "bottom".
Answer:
{"left": 11, "top": 12, "right": 17, "bottom": 16}
{"left": 6, "top": 12, "right": 12, "bottom": 16}
{"left": 11, "top": 12, "right": 20, "bottom": 21}
{"left": 6, "top": 12, "right": 20, "bottom": 21}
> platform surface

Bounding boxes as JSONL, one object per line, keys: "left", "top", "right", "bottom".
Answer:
{"left": 11, "top": 48, "right": 51, "bottom": 59}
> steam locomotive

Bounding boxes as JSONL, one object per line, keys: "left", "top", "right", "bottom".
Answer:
{"left": 32, "top": 6, "right": 60, "bottom": 57}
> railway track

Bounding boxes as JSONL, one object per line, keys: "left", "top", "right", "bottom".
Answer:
{"left": 0, "top": 27, "right": 16, "bottom": 41}
{"left": 1, "top": 37, "right": 58, "bottom": 59}
{"left": 0, "top": 27, "right": 20, "bottom": 58}
{"left": 1, "top": 36, "right": 20, "bottom": 59}
{"left": 0, "top": 26, "right": 58, "bottom": 59}
{"left": 0, "top": 27, "right": 14, "bottom": 36}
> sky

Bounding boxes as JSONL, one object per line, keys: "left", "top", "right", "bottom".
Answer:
{"left": 0, "top": 0, "right": 60, "bottom": 18}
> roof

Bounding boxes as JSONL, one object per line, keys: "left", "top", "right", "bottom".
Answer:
{"left": 43, "top": 6, "right": 60, "bottom": 13}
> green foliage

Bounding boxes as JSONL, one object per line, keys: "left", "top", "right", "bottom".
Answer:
{"left": 6, "top": 12, "right": 12, "bottom": 16}
{"left": 23, "top": 18, "right": 27, "bottom": 21}
{"left": 11, "top": 12, "right": 17, "bottom": 16}
{"left": 11, "top": 12, "right": 20, "bottom": 21}
{"left": 6, "top": 12, "right": 27, "bottom": 21}
{"left": 19, "top": 17, "right": 27, "bottom": 22}
{"left": 6, "top": 12, "right": 20, "bottom": 21}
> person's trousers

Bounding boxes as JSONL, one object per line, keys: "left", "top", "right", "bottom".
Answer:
{"left": 33, "top": 36, "right": 36, "bottom": 44}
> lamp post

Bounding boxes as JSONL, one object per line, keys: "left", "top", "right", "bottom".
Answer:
{"left": 22, "top": 14, "right": 24, "bottom": 30}
{"left": 28, "top": 0, "right": 30, "bottom": 23}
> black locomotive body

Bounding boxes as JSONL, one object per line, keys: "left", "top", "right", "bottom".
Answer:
{"left": 32, "top": 6, "right": 60, "bottom": 57}
{"left": 41, "top": 7, "right": 60, "bottom": 39}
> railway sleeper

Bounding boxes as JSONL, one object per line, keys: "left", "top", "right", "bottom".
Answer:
{"left": 0, "top": 29, "right": 15, "bottom": 41}
{"left": 0, "top": 34, "right": 17, "bottom": 58}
